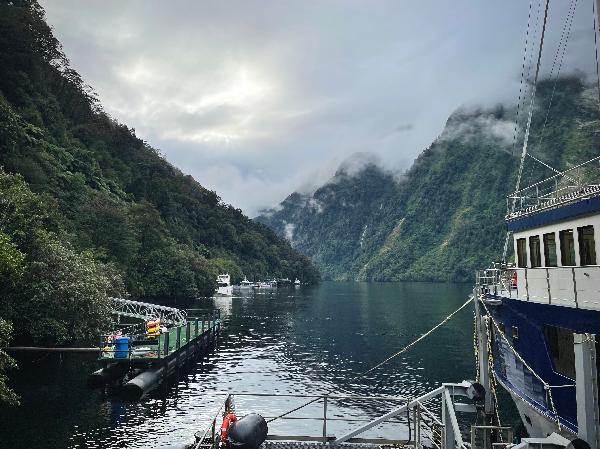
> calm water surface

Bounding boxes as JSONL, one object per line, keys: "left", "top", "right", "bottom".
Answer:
{"left": 0, "top": 282, "right": 516, "bottom": 449}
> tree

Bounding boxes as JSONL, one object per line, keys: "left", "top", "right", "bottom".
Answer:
{"left": 0, "top": 319, "right": 18, "bottom": 406}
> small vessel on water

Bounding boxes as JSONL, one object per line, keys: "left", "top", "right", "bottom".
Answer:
{"left": 294, "top": 278, "right": 300, "bottom": 287}
{"left": 238, "top": 276, "right": 253, "bottom": 289}
{"left": 254, "top": 280, "right": 275, "bottom": 289}
{"left": 215, "top": 273, "right": 233, "bottom": 296}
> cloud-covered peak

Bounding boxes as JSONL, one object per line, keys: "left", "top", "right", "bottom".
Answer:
{"left": 335, "top": 152, "right": 383, "bottom": 177}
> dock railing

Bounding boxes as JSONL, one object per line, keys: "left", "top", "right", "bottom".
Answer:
{"left": 193, "top": 381, "right": 509, "bottom": 449}
{"left": 99, "top": 310, "right": 221, "bottom": 361}
{"left": 506, "top": 155, "right": 600, "bottom": 220}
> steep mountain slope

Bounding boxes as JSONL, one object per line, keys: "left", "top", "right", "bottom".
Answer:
{"left": 258, "top": 155, "right": 398, "bottom": 280}
{"left": 257, "top": 77, "right": 600, "bottom": 281}
{"left": 0, "top": 0, "right": 320, "bottom": 301}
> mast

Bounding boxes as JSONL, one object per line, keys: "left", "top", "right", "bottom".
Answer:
{"left": 511, "top": 0, "right": 551, "bottom": 214}
{"left": 503, "top": 0, "right": 551, "bottom": 264}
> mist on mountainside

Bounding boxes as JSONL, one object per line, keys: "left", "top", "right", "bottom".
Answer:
{"left": 256, "top": 76, "right": 600, "bottom": 282}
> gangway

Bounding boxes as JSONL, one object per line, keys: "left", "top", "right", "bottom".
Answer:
{"left": 110, "top": 297, "right": 187, "bottom": 326}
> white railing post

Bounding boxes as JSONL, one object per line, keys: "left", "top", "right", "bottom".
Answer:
{"left": 335, "top": 387, "right": 444, "bottom": 443}
{"left": 442, "top": 390, "right": 455, "bottom": 449}
{"left": 575, "top": 333, "right": 599, "bottom": 449}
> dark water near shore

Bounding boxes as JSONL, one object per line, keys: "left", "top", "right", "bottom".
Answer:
{"left": 0, "top": 281, "right": 517, "bottom": 449}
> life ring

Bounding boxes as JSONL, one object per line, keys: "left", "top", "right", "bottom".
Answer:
{"left": 511, "top": 271, "right": 517, "bottom": 289}
{"left": 220, "top": 412, "right": 237, "bottom": 443}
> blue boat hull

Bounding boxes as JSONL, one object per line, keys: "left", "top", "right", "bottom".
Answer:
{"left": 484, "top": 294, "right": 600, "bottom": 436}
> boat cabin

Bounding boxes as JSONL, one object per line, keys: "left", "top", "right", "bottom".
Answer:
{"left": 509, "top": 207, "right": 600, "bottom": 309}
{"left": 482, "top": 157, "right": 600, "bottom": 310}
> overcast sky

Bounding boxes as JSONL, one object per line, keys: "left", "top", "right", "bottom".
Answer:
{"left": 40, "top": 1, "right": 599, "bottom": 216}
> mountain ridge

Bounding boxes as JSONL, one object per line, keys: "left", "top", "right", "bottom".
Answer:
{"left": 256, "top": 76, "right": 600, "bottom": 282}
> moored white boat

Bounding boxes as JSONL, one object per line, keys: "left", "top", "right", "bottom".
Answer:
{"left": 214, "top": 273, "right": 233, "bottom": 296}
{"left": 254, "top": 280, "right": 276, "bottom": 289}
{"left": 233, "top": 276, "right": 253, "bottom": 290}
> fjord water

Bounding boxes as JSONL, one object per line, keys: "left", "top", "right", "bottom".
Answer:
{"left": 2, "top": 282, "right": 479, "bottom": 449}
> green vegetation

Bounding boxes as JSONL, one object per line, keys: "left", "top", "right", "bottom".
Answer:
{"left": 0, "top": 0, "right": 319, "bottom": 402}
{"left": 0, "top": 0, "right": 318, "bottom": 302}
{"left": 258, "top": 76, "right": 600, "bottom": 282}
{"left": 0, "top": 319, "right": 18, "bottom": 406}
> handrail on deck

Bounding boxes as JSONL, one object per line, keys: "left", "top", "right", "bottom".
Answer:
{"left": 110, "top": 297, "right": 189, "bottom": 326}
{"left": 506, "top": 156, "right": 600, "bottom": 219}
{"left": 509, "top": 155, "right": 600, "bottom": 197}
{"left": 99, "top": 311, "right": 221, "bottom": 361}
{"left": 195, "top": 381, "right": 492, "bottom": 449}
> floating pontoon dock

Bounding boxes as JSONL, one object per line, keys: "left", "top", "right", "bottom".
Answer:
{"left": 89, "top": 299, "right": 221, "bottom": 400}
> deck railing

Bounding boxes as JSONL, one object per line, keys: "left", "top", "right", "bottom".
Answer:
{"left": 477, "top": 265, "right": 600, "bottom": 310}
{"left": 506, "top": 155, "right": 600, "bottom": 220}
{"left": 192, "top": 382, "right": 510, "bottom": 449}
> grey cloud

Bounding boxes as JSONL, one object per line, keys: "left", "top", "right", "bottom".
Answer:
{"left": 438, "top": 115, "right": 517, "bottom": 147}
{"left": 395, "top": 124, "right": 414, "bottom": 133}
{"left": 39, "top": 0, "right": 600, "bottom": 215}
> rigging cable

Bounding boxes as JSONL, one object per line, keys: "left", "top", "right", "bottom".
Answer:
{"left": 502, "top": 0, "right": 549, "bottom": 263}
{"left": 266, "top": 297, "right": 473, "bottom": 424}
{"left": 512, "top": 0, "right": 551, "bottom": 212}
{"left": 511, "top": 0, "right": 536, "bottom": 158}
{"left": 529, "top": 0, "right": 578, "bottom": 172}
{"left": 593, "top": 0, "right": 600, "bottom": 113}
{"left": 519, "top": 0, "right": 545, "bottom": 138}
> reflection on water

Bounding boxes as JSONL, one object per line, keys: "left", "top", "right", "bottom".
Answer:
{"left": 1, "top": 282, "right": 493, "bottom": 449}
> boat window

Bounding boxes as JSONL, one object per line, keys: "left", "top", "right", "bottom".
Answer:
{"left": 543, "top": 233, "right": 558, "bottom": 267}
{"left": 559, "top": 229, "right": 576, "bottom": 266}
{"left": 529, "top": 236, "right": 541, "bottom": 268}
{"left": 517, "top": 238, "right": 528, "bottom": 268}
{"left": 543, "top": 325, "right": 575, "bottom": 379}
{"left": 578, "top": 225, "right": 597, "bottom": 266}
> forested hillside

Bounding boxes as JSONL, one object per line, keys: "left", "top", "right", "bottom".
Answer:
{"left": 0, "top": 0, "right": 318, "bottom": 350}
{"left": 257, "top": 76, "right": 600, "bottom": 281}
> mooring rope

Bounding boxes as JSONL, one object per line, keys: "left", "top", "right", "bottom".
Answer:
{"left": 266, "top": 297, "right": 473, "bottom": 424}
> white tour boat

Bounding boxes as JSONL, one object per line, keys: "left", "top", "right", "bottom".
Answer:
{"left": 215, "top": 273, "right": 233, "bottom": 296}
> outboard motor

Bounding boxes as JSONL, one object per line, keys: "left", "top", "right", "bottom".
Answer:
{"left": 227, "top": 413, "right": 268, "bottom": 449}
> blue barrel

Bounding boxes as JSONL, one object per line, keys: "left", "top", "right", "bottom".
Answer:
{"left": 114, "top": 336, "right": 130, "bottom": 359}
